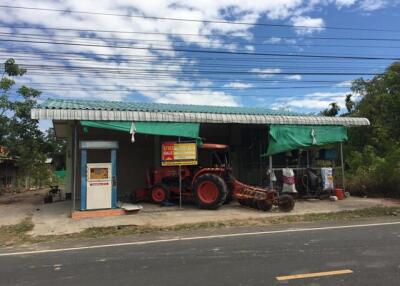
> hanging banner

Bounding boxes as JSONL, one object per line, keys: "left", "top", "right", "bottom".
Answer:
{"left": 161, "top": 142, "right": 198, "bottom": 166}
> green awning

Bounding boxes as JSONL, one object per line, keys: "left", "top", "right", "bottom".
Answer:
{"left": 80, "top": 121, "right": 201, "bottom": 140}
{"left": 264, "top": 125, "right": 348, "bottom": 156}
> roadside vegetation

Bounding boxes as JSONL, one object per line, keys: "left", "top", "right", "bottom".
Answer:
{"left": 322, "top": 61, "right": 400, "bottom": 198}
{"left": 1, "top": 206, "right": 399, "bottom": 247}
{"left": 0, "top": 59, "right": 65, "bottom": 192}
{"left": 0, "top": 217, "right": 34, "bottom": 246}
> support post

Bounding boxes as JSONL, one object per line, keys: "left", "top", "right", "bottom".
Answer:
{"left": 80, "top": 149, "right": 87, "bottom": 210}
{"left": 72, "top": 122, "right": 77, "bottom": 212}
{"left": 269, "top": 155, "right": 273, "bottom": 190}
{"left": 340, "top": 142, "right": 346, "bottom": 191}
{"left": 111, "top": 149, "right": 117, "bottom": 208}
{"left": 178, "top": 137, "right": 182, "bottom": 209}
{"left": 259, "top": 137, "right": 262, "bottom": 186}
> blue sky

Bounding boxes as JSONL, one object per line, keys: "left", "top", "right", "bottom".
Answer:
{"left": 0, "top": 0, "right": 399, "bottom": 131}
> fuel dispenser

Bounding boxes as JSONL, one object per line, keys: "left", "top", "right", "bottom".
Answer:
{"left": 79, "top": 141, "right": 118, "bottom": 210}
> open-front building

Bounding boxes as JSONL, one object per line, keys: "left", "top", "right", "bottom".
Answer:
{"left": 31, "top": 99, "right": 369, "bottom": 214}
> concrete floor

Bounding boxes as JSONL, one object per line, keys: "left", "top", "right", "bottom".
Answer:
{"left": 1, "top": 189, "right": 399, "bottom": 236}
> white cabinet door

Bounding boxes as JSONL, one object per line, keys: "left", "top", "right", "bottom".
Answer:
{"left": 86, "top": 163, "right": 112, "bottom": 209}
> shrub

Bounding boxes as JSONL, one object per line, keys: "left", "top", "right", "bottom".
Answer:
{"left": 346, "top": 145, "right": 400, "bottom": 197}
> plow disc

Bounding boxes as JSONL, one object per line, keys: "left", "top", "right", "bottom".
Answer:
{"left": 232, "top": 179, "right": 295, "bottom": 212}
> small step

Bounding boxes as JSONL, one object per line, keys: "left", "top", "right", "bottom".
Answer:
{"left": 119, "top": 203, "right": 143, "bottom": 212}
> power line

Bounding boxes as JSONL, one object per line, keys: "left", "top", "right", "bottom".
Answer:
{"left": 4, "top": 35, "right": 396, "bottom": 58}
{"left": 1, "top": 4, "right": 399, "bottom": 33}
{"left": 20, "top": 70, "right": 378, "bottom": 76}
{"left": 2, "top": 38, "right": 399, "bottom": 60}
{"left": 1, "top": 50, "right": 390, "bottom": 65}
{"left": 17, "top": 73, "right": 357, "bottom": 84}
{"left": 8, "top": 63, "right": 380, "bottom": 75}
{"left": 2, "top": 25, "right": 400, "bottom": 42}
{"left": 22, "top": 68, "right": 371, "bottom": 77}
{"left": 24, "top": 80, "right": 350, "bottom": 86}
{"left": 28, "top": 86, "right": 348, "bottom": 97}
{"left": 3, "top": 54, "right": 386, "bottom": 69}
{"left": 34, "top": 85, "right": 345, "bottom": 91}
{"left": 21, "top": 72, "right": 366, "bottom": 84}
{"left": 3, "top": 32, "right": 400, "bottom": 49}
{"left": 17, "top": 62, "right": 382, "bottom": 71}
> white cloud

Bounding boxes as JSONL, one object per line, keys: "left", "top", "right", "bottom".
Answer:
{"left": 359, "top": 0, "right": 389, "bottom": 11}
{"left": 272, "top": 92, "right": 348, "bottom": 111}
{"left": 2, "top": 0, "right": 392, "bottom": 110}
{"left": 251, "top": 68, "right": 282, "bottom": 78}
{"left": 1, "top": 0, "right": 313, "bottom": 107}
{"left": 264, "top": 37, "right": 282, "bottom": 44}
{"left": 286, "top": 74, "right": 302, "bottom": 80}
{"left": 156, "top": 90, "right": 240, "bottom": 106}
{"left": 244, "top": 45, "right": 255, "bottom": 51}
{"left": 223, "top": 82, "right": 253, "bottom": 89}
{"left": 284, "top": 38, "right": 297, "bottom": 44}
{"left": 290, "top": 16, "right": 325, "bottom": 35}
{"left": 335, "top": 80, "right": 353, "bottom": 87}
{"left": 197, "top": 80, "right": 213, "bottom": 87}
{"left": 333, "top": 0, "right": 397, "bottom": 11}
{"left": 335, "top": 0, "right": 357, "bottom": 8}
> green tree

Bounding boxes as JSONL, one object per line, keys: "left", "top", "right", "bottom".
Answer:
{"left": 344, "top": 61, "right": 400, "bottom": 197}
{"left": 345, "top": 94, "right": 355, "bottom": 113}
{"left": 0, "top": 58, "right": 58, "bottom": 189}
{"left": 320, "top": 102, "right": 340, "bottom": 116}
{"left": 43, "top": 127, "right": 66, "bottom": 171}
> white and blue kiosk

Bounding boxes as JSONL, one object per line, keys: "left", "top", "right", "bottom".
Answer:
{"left": 79, "top": 141, "right": 118, "bottom": 210}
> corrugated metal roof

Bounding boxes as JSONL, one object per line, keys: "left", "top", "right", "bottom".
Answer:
{"left": 38, "top": 99, "right": 299, "bottom": 116}
{"left": 31, "top": 99, "right": 370, "bottom": 126}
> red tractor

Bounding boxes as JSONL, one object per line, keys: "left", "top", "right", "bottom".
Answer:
{"left": 132, "top": 143, "right": 294, "bottom": 212}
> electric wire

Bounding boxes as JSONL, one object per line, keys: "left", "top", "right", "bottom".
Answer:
{"left": 2, "top": 38, "right": 399, "bottom": 60}
{"left": 2, "top": 4, "right": 400, "bottom": 33}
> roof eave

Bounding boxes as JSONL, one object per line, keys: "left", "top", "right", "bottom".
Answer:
{"left": 31, "top": 108, "right": 370, "bottom": 127}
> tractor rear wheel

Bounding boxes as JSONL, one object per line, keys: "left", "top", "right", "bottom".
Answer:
{"left": 278, "top": 194, "right": 295, "bottom": 212}
{"left": 193, "top": 174, "right": 227, "bottom": 210}
{"left": 150, "top": 184, "right": 169, "bottom": 204}
{"left": 256, "top": 200, "right": 273, "bottom": 211}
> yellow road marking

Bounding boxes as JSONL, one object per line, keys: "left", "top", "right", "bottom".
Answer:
{"left": 276, "top": 269, "right": 353, "bottom": 281}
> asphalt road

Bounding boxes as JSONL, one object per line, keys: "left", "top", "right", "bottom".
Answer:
{"left": 1, "top": 219, "right": 400, "bottom": 286}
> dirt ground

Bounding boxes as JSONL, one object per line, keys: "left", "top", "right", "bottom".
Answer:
{"left": 0, "top": 189, "right": 399, "bottom": 236}
{"left": 0, "top": 189, "right": 47, "bottom": 226}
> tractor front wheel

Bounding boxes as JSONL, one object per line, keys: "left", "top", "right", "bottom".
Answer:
{"left": 150, "top": 184, "right": 169, "bottom": 204}
{"left": 278, "top": 194, "right": 295, "bottom": 212}
{"left": 193, "top": 174, "right": 227, "bottom": 210}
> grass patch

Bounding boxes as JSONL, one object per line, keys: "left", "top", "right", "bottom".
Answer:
{"left": 0, "top": 217, "right": 34, "bottom": 246}
{"left": 1, "top": 206, "right": 400, "bottom": 247}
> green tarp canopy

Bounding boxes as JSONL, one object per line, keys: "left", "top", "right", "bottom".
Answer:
{"left": 80, "top": 121, "right": 201, "bottom": 140}
{"left": 264, "top": 125, "right": 348, "bottom": 156}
